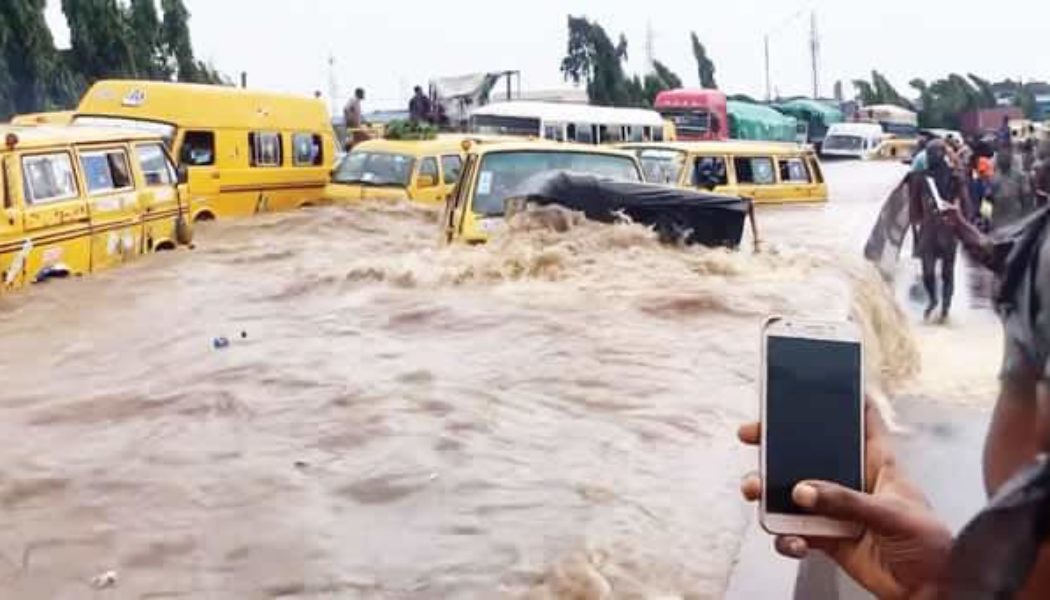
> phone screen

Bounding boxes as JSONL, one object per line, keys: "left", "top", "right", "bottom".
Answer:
{"left": 765, "top": 335, "right": 863, "bottom": 515}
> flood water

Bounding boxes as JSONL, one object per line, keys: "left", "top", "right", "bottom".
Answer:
{"left": 0, "top": 161, "right": 1002, "bottom": 598}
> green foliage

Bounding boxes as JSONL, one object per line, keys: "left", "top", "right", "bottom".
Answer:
{"left": 560, "top": 15, "right": 634, "bottom": 106}
{"left": 0, "top": 0, "right": 224, "bottom": 120}
{"left": 853, "top": 71, "right": 911, "bottom": 109}
{"left": 560, "top": 15, "right": 683, "bottom": 108}
{"left": 62, "top": 0, "right": 136, "bottom": 80}
{"left": 384, "top": 119, "right": 437, "bottom": 141}
{"left": 690, "top": 32, "right": 717, "bottom": 89}
{"left": 909, "top": 74, "right": 998, "bottom": 129}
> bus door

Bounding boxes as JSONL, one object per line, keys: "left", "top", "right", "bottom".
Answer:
{"left": 18, "top": 150, "right": 92, "bottom": 282}
{"left": 731, "top": 156, "right": 780, "bottom": 203}
{"left": 177, "top": 129, "right": 220, "bottom": 220}
{"left": 0, "top": 155, "right": 26, "bottom": 289}
{"left": 134, "top": 142, "right": 182, "bottom": 250}
{"left": 76, "top": 145, "right": 144, "bottom": 271}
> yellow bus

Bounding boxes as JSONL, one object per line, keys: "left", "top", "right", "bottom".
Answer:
{"left": 442, "top": 141, "right": 645, "bottom": 244}
{"left": 74, "top": 80, "right": 336, "bottom": 222}
{"left": 325, "top": 137, "right": 467, "bottom": 204}
{"left": 10, "top": 111, "right": 75, "bottom": 126}
{"left": 622, "top": 141, "right": 828, "bottom": 204}
{"left": 0, "top": 124, "right": 190, "bottom": 292}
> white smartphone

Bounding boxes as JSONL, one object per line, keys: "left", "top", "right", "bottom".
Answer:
{"left": 760, "top": 317, "right": 865, "bottom": 539}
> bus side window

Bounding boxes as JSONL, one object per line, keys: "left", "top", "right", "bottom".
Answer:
{"left": 292, "top": 133, "right": 323, "bottom": 167}
{"left": 808, "top": 156, "right": 825, "bottom": 184}
{"left": 778, "top": 157, "right": 811, "bottom": 184}
{"left": 567, "top": 124, "right": 577, "bottom": 141}
{"left": 249, "top": 132, "right": 283, "bottom": 167}
{"left": 575, "top": 124, "right": 594, "bottom": 144}
{"left": 181, "top": 131, "right": 216, "bottom": 166}
{"left": 693, "top": 156, "right": 728, "bottom": 189}
{"left": 440, "top": 155, "right": 462, "bottom": 184}
{"left": 735, "top": 157, "right": 775, "bottom": 185}
{"left": 544, "top": 125, "right": 565, "bottom": 142}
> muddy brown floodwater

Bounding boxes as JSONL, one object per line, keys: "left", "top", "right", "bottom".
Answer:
{"left": 0, "top": 161, "right": 1001, "bottom": 599}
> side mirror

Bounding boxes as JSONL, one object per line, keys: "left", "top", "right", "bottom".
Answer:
{"left": 417, "top": 174, "right": 437, "bottom": 188}
{"left": 177, "top": 164, "right": 189, "bottom": 185}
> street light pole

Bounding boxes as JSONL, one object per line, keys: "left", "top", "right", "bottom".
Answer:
{"left": 764, "top": 35, "right": 772, "bottom": 102}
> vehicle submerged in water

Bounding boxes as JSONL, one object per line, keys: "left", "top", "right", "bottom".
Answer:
{"left": 441, "top": 140, "right": 752, "bottom": 249}
{"left": 504, "top": 172, "right": 754, "bottom": 249}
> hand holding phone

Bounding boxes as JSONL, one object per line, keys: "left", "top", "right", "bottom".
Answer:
{"left": 760, "top": 318, "right": 865, "bottom": 538}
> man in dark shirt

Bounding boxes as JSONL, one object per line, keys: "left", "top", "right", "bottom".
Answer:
{"left": 909, "top": 140, "right": 970, "bottom": 321}
{"left": 408, "top": 86, "right": 432, "bottom": 124}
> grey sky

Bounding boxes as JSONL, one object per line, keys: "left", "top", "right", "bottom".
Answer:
{"left": 46, "top": 0, "right": 1049, "bottom": 112}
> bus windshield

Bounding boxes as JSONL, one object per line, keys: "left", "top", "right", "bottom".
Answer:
{"left": 822, "top": 135, "right": 864, "bottom": 152}
{"left": 634, "top": 148, "right": 687, "bottom": 184}
{"left": 472, "top": 150, "right": 641, "bottom": 216}
{"left": 332, "top": 152, "right": 415, "bottom": 187}
{"left": 72, "top": 116, "right": 176, "bottom": 148}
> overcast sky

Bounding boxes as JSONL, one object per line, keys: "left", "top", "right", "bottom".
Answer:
{"left": 45, "top": 0, "right": 1049, "bottom": 112}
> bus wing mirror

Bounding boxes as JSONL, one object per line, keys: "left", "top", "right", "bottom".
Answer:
{"left": 176, "top": 164, "right": 189, "bottom": 185}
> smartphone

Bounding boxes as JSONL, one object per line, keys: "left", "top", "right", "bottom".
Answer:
{"left": 760, "top": 318, "right": 865, "bottom": 538}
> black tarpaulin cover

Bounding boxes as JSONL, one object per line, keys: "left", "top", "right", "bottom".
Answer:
{"left": 508, "top": 171, "right": 753, "bottom": 248}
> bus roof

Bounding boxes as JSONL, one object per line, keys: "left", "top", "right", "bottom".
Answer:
{"left": 76, "top": 80, "right": 331, "bottom": 131}
{"left": 351, "top": 137, "right": 468, "bottom": 156}
{"left": 0, "top": 124, "right": 161, "bottom": 150}
{"left": 470, "top": 101, "right": 665, "bottom": 127}
{"left": 10, "top": 111, "right": 75, "bottom": 126}
{"left": 621, "top": 140, "right": 811, "bottom": 155}
{"left": 827, "top": 122, "right": 886, "bottom": 135}
{"left": 474, "top": 139, "right": 640, "bottom": 159}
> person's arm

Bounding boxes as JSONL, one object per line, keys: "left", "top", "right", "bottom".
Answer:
{"left": 941, "top": 205, "right": 998, "bottom": 269}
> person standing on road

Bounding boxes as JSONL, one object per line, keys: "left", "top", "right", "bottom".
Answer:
{"left": 344, "top": 88, "right": 367, "bottom": 148}
{"left": 409, "top": 86, "right": 432, "bottom": 124}
{"left": 988, "top": 142, "right": 1034, "bottom": 232}
{"left": 908, "top": 140, "right": 969, "bottom": 322}
{"left": 739, "top": 201, "right": 1050, "bottom": 599}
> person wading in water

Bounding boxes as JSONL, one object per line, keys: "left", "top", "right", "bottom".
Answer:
{"left": 908, "top": 139, "right": 970, "bottom": 322}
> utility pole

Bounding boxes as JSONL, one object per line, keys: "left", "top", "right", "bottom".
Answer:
{"left": 327, "top": 54, "right": 340, "bottom": 117}
{"left": 645, "top": 20, "right": 656, "bottom": 75}
{"left": 764, "top": 35, "right": 772, "bottom": 102}
{"left": 809, "top": 11, "right": 820, "bottom": 99}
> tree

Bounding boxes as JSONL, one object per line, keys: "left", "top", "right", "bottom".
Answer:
{"left": 62, "top": 0, "right": 136, "bottom": 80}
{"left": 161, "top": 0, "right": 199, "bottom": 82}
{"left": 560, "top": 16, "right": 633, "bottom": 106}
{"left": 128, "top": 0, "right": 169, "bottom": 80}
{"left": 640, "top": 60, "right": 682, "bottom": 106}
{"left": 852, "top": 79, "right": 877, "bottom": 105}
{"left": 0, "top": 0, "right": 74, "bottom": 114}
{"left": 690, "top": 32, "right": 717, "bottom": 89}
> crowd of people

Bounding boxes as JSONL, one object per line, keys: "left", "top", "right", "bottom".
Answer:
{"left": 906, "top": 131, "right": 1050, "bottom": 321}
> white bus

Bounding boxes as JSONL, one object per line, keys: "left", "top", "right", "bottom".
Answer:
{"left": 468, "top": 101, "right": 669, "bottom": 145}
{"left": 855, "top": 104, "right": 919, "bottom": 138}
{"left": 821, "top": 122, "right": 887, "bottom": 159}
